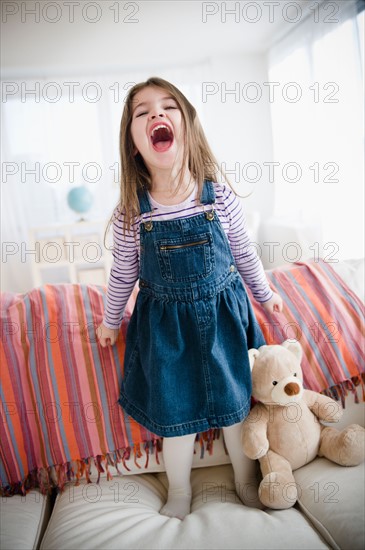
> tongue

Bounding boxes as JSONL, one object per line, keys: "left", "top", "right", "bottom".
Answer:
{"left": 154, "top": 140, "right": 172, "bottom": 151}
{"left": 152, "top": 127, "right": 173, "bottom": 151}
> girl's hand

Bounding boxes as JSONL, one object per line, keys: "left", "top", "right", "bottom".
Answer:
{"left": 96, "top": 323, "right": 119, "bottom": 347}
{"left": 261, "top": 292, "right": 283, "bottom": 314}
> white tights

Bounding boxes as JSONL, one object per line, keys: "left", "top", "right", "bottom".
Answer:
{"left": 160, "top": 422, "right": 260, "bottom": 520}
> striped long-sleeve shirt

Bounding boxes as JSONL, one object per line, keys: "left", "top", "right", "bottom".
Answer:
{"left": 103, "top": 181, "right": 273, "bottom": 329}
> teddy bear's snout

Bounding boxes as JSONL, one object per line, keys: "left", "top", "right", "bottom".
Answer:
{"left": 284, "top": 382, "right": 301, "bottom": 396}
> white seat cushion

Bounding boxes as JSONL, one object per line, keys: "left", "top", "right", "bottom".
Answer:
{"left": 40, "top": 464, "right": 328, "bottom": 550}
{"left": 0, "top": 490, "right": 52, "bottom": 550}
{"left": 295, "top": 459, "right": 365, "bottom": 550}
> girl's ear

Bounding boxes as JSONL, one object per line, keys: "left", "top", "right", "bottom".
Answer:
{"left": 132, "top": 146, "right": 138, "bottom": 156}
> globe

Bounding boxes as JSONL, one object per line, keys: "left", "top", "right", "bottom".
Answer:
{"left": 67, "top": 186, "right": 93, "bottom": 214}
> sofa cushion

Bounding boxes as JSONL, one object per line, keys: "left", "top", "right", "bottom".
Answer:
{"left": 293, "top": 388, "right": 365, "bottom": 550}
{"left": 0, "top": 490, "right": 52, "bottom": 550}
{"left": 40, "top": 464, "right": 329, "bottom": 550}
{"left": 294, "top": 459, "right": 365, "bottom": 550}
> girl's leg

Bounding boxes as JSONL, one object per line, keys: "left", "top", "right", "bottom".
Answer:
{"left": 222, "top": 422, "right": 263, "bottom": 508}
{"left": 160, "top": 433, "right": 196, "bottom": 520}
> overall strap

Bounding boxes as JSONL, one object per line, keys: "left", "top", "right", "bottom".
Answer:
{"left": 200, "top": 180, "right": 216, "bottom": 205}
{"left": 138, "top": 189, "right": 153, "bottom": 214}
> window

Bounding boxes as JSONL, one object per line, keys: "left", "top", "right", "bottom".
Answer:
{"left": 268, "top": 2, "right": 364, "bottom": 260}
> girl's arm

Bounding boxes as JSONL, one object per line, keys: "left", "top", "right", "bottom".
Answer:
{"left": 222, "top": 185, "right": 282, "bottom": 313}
{"left": 98, "top": 211, "right": 139, "bottom": 346}
{"left": 260, "top": 293, "right": 283, "bottom": 313}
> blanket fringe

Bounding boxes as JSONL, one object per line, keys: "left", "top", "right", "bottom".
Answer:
{"left": 2, "top": 375, "right": 364, "bottom": 497}
{"left": 320, "top": 374, "right": 365, "bottom": 408}
{"left": 133, "top": 443, "right": 142, "bottom": 469}
{"left": 196, "top": 428, "right": 222, "bottom": 458}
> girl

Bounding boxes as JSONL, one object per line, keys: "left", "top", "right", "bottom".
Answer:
{"left": 97, "top": 77, "right": 282, "bottom": 520}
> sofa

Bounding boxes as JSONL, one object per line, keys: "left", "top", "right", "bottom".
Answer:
{"left": 1, "top": 258, "right": 364, "bottom": 550}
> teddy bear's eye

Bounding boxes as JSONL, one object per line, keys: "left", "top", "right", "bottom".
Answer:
{"left": 293, "top": 373, "right": 297, "bottom": 377}
{"left": 272, "top": 381, "right": 278, "bottom": 386}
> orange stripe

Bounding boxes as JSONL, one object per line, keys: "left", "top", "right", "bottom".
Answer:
{"left": 293, "top": 269, "right": 359, "bottom": 376}
{"left": 277, "top": 271, "right": 331, "bottom": 388}
{"left": 251, "top": 277, "right": 335, "bottom": 390}
{"left": 276, "top": 269, "right": 345, "bottom": 388}
{"left": 44, "top": 286, "right": 80, "bottom": 460}
{"left": 17, "top": 301, "right": 49, "bottom": 468}
{"left": 0, "top": 344, "right": 28, "bottom": 478}
{"left": 74, "top": 285, "right": 109, "bottom": 455}
{"left": 311, "top": 263, "right": 365, "bottom": 330}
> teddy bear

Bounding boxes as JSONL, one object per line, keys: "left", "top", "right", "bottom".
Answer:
{"left": 241, "top": 339, "right": 365, "bottom": 510}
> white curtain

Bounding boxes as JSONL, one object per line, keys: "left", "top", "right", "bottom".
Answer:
{"left": 268, "top": 0, "right": 364, "bottom": 261}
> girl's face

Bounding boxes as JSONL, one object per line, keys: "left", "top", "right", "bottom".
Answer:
{"left": 130, "top": 86, "right": 185, "bottom": 175}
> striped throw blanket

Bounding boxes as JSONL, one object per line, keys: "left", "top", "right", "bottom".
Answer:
{"left": 0, "top": 284, "right": 161, "bottom": 495}
{"left": 1, "top": 259, "right": 364, "bottom": 495}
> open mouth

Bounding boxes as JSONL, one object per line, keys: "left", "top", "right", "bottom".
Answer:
{"left": 150, "top": 124, "right": 174, "bottom": 152}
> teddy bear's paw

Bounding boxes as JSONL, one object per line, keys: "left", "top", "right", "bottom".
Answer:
{"left": 338, "top": 424, "right": 365, "bottom": 466}
{"left": 259, "top": 473, "right": 297, "bottom": 510}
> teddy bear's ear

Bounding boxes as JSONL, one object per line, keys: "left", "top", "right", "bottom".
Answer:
{"left": 248, "top": 348, "right": 260, "bottom": 370}
{"left": 282, "top": 339, "right": 303, "bottom": 362}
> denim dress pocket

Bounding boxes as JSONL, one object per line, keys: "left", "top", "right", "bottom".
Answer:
{"left": 155, "top": 232, "right": 215, "bottom": 283}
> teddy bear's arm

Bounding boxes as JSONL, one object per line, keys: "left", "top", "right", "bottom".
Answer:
{"left": 303, "top": 389, "right": 343, "bottom": 422}
{"left": 241, "top": 404, "right": 270, "bottom": 460}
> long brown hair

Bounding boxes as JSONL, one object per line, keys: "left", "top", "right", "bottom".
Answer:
{"left": 111, "top": 76, "right": 234, "bottom": 230}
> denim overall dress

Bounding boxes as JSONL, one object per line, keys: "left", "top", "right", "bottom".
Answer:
{"left": 118, "top": 180, "right": 265, "bottom": 437}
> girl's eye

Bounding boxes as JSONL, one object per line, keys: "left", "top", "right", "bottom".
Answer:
{"left": 135, "top": 106, "right": 176, "bottom": 117}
